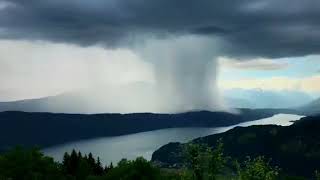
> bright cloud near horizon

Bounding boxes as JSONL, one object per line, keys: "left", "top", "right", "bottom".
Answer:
{"left": 219, "top": 57, "right": 320, "bottom": 95}
{"left": 0, "top": 0, "right": 320, "bottom": 113}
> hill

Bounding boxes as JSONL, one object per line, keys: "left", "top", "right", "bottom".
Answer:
{"left": 300, "top": 97, "right": 320, "bottom": 115}
{"left": 0, "top": 109, "right": 298, "bottom": 152}
{"left": 152, "top": 115, "right": 320, "bottom": 177}
{"left": 0, "top": 93, "right": 96, "bottom": 114}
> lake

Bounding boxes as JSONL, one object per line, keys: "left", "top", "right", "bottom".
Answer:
{"left": 43, "top": 114, "right": 304, "bottom": 165}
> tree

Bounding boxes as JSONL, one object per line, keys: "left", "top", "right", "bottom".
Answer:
{"left": 61, "top": 150, "right": 107, "bottom": 178}
{"left": 76, "top": 159, "right": 91, "bottom": 180}
{"left": 88, "top": 152, "right": 96, "bottom": 169}
{"left": 208, "top": 139, "right": 226, "bottom": 179}
{"left": 104, "top": 162, "right": 113, "bottom": 174}
{"left": 0, "top": 147, "right": 64, "bottom": 180}
{"left": 78, "top": 151, "right": 83, "bottom": 159}
{"left": 94, "top": 157, "right": 104, "bottom": 175}
{"left": 184, "top": 143, "right": 206, "bottom": 180}
{"left": 315, "top": 170, "right": 320, "bottom": 180}
{"left": 236, "top": 156, "right": 279, "bottom": 180}
{"left": 62, "top": 152, "right": 70, "bottom": 174}
{"left": 183, "top": 140, "right": 227, "bottom": 180}
{"left": 69, "top": 149, "right": 79, "bottom": 175}
{"left": 102, "top": 157, "right": 161, "bottom": 180}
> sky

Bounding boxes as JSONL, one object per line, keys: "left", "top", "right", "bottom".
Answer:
{"left": 0, "top": 0, "right": 320, "bottom": 112}
{"left": 219, "top": 57, "right": 320, "bottom": 95}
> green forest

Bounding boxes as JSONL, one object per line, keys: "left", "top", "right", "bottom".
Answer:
{"left": 0, "top": 141, "right": 319, "bottom": 180}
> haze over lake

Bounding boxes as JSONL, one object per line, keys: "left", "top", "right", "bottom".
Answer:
{"left": 43, "top": 114, "right": 303, "bottom": 164}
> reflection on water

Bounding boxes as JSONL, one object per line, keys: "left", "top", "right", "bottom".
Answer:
{"left": 43, "top": 114, "right": 304, "bottom": 164}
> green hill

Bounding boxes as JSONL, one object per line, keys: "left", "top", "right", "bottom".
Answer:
{"left": 152, "top": 115, "right": 320, "bottom": 178}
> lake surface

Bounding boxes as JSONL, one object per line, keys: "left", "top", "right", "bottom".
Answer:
{"left": 43, "top": 114, "right": 304, "bottom": 164}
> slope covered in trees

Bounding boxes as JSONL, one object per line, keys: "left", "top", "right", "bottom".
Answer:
{"left": 152, "top": 115, "right": 320, "bottom": 178}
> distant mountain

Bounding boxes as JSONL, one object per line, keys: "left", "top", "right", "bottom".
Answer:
{"left": 0, "top": 109, "right": 298, "bottom": 152}
{"left": 152, "top": 115, "right": 320, "bottom": 177}
{"left": 0, "top": 88, "right": 316, "bottom": 113}
{"left": 0, "top": 83, "right": 161, "bottom": 114}
{"left": 300, "top": 97, "right": 320, "bottom": 115}
{"left": 0, "top": 91, "right": 145, "bottom": 114}
{"left": 0, "top": 91, "right": 156, "bottom": 114}
{"left": 224, "top": 97, "right": 256, "bottom": 109}
{"left": 224, "top": 88, "right": 315, "bottom": 109}
{"left": 0, "top": 93, "right": 87, "bottom": 113}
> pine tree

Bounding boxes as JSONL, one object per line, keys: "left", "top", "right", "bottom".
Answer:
{"left": 95, "top": 157, "right": 104, "bottom": 175}
{"left": 88, "top": 152, "right": 95, "bottom": 168}
{"left": 78, "top": 151, "right": 82, "bottom": 159}
{"left": 315, "top": 170, "right": 320, "bottom": 180}
{"left": 69, "top": 149, "right": 79, "bottom": 175}
{"left": 62, "top": 152, "right": 70, "bottom": 173}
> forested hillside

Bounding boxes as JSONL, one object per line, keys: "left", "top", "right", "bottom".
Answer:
{"left": 152, "top": 115, "right": 320, "bottom": 178}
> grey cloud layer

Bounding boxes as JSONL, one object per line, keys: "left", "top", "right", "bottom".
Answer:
{"left": 220, "top": 59, "right": 289, "bottom": 70}
{"left": 1, "top": 0, "right": 320, "bottom": 58}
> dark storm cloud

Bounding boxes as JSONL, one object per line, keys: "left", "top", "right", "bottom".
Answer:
{"left": 1, "top": 0, "right": 320, "bottom": 58}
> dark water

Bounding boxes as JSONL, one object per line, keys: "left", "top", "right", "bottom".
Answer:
{"left": 43, "top": 114, "right": 303, "bottom": 164}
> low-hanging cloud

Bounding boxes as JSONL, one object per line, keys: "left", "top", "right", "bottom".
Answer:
{"left": 219, "top": 58, "right": 289, "bottom": 71}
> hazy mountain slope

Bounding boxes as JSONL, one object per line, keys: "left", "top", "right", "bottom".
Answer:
{"left": 224, "top": 89, "right": 315, "bottom": 109}
{"left": 300, "top": 97, "right": 320, "bottom": 115}
{"left": 224, "top": 97, "right": 256, "bottom": 109}
{"left": 0, "top": 84, "right": 162, "bottom": 114}
{"left": 0, "top": 93, "right": 90, "bottom": 113}
{"left": 152, "top": 115, "right": 320, "bottom": 177}
{"left": 0, "top": 109, "right": 298, "bottom": 152}
{"left": 0, "top": 88, "right": 315, "bottom": 113}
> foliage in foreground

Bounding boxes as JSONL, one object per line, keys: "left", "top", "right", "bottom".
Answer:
{"left": 235, "top": 156, "right": 279, "bottom": 180}
{"left": 88, "top": 157, "right": 161, "bottom": 180}
{"left": 62, "top": 150, "right": 106, "bottom": 179}
{"left": 316, "top": 170, "right": 320, "bottom": 180}
{"left": 0, "top": 143, "right": 318, "bottom": 180}
{"left": 0, "top": 147, "right": 64, "bottom": 180}
{"left": 183, "top": 139, "right": 226, "bottom": 180}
